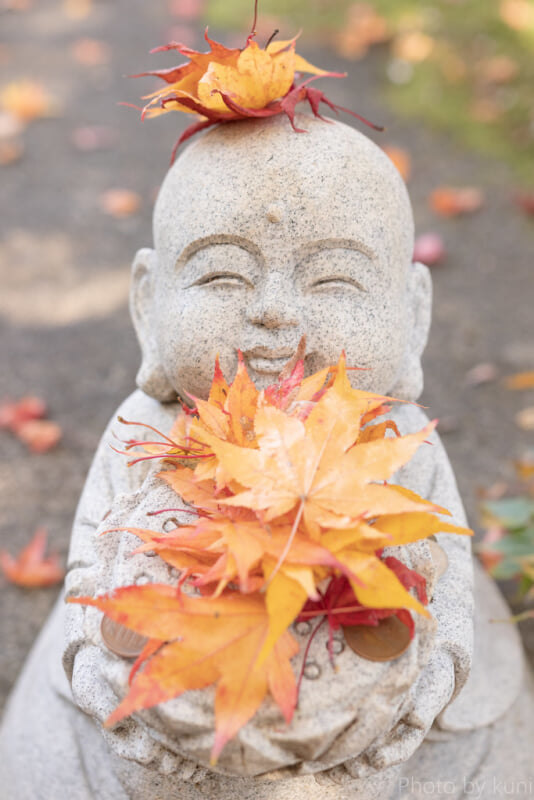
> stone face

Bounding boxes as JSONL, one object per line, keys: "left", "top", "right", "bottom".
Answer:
{"left": 133, "top": 115, "right": 429, "bottom": 405}
{"left": 0, "top": 115, "right": 533, "bottom": 798}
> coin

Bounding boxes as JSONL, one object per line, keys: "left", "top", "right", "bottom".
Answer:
{"left": 428, "top": 539, "right": 449, "bottom": 580}
{"left": 100, "top": 615, "right": 149, "bottom": 659}
{"left": 342, "top": 615, "right": 412, "bottom": 662}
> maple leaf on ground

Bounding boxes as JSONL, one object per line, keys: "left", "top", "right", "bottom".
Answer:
{"left": 515, "top": 192, "right": 534, "bottom": 217}
{"left": 429, "top": 186, "right": 484, "bottom": 217}
{"left": 16, "top": 419, "right": 62, "bottom": 453}
{"left": 100, "top": 189, "right": 141, "bottom": 218}
{"left": 0, "top": 528, "right": 64, "bottom": 587}
{"left": 0, "top": 396, "right": 61, "bottom": 452}
{"left": 68, "top": 585, "right": 298, "bottom": 762}
{"left": 0, "top": 395, "right": 46, "bottom": 430}
{"left": 0, "top": 80, "right": 60, "bottom": 123}
{"left": 382, "top": 145, "right": 411, "bottom": 182}
{"left": 504, "top": 370, "right": 534, "bottom": 390}
{"left": 413, "top": 233, "right": 446, "bottom": 267}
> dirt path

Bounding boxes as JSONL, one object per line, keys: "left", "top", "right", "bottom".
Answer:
{"left": 1, "top": 0, "right": 533, "bottom": 713}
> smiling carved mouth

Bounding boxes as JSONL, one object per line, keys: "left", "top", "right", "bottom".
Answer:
{"left": 242, "top": 346, "right": 299, "bottom": 376}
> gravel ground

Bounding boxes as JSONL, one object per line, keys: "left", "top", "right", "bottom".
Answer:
{"left": 0, "top": 0, "right": 533, "bottom": 715}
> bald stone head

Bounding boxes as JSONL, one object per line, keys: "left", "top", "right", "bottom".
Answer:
{"left": 131, "top": 115, "right": 431, "bottom": 402}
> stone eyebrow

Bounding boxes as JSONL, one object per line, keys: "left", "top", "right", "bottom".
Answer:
{"left": 175, "top": 234, "right": 263, "bottom": 269}
{"left": 297, "top": 237, "right": 377, "bottom": 263}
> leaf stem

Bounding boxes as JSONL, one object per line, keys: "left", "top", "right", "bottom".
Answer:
{"left": 295, "top": 617, "right": 325, "bottom": 704}
{"left": 247, "top": 0, "right": 259, "bottom": 45}
{"left": 267, "top": 499, "right": 305, "bottom": 585}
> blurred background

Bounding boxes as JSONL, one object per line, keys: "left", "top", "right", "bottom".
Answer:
{"left": 0, "top": 0, "right": 533, "bottom": 713}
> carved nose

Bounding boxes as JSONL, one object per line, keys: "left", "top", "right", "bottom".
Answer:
{"left": 247, "top": 298, "right": 299, "bottom": 329}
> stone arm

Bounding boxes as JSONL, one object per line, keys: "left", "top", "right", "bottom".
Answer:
{"left": 62, "top": 395, "right": 474, "bottom": 780}
{"left": 340, "top": 404, "right": 475, "bottom": 780}
{"left": 63, "top": 391, "right": 197, "bottom": 773}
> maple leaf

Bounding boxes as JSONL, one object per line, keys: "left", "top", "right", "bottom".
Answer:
{"left": 0, "top": 80, "right": 59, "bottom": 123}
{"left": 130, "top": 0, "right": 381, "bottom": 159}
{"left": 298, "top": 571, "right": 421, "bottom": 636}
{"left": 68, "top": 585, "right": 298, "bottom": 762}
{"left": 84, "top": 349, "right": 474, "bottom": 759}
{"left": 0, "top": 528, "right": 64, "bottom": 587}
{"left": 429, "top": 186, "right": 484, "bottom": 217}
{"left": 0, "top": 395, "right": 61, "bottom": 453}
{"left": 413, "top": 233, "right": 446, "bottom": 267}
{"left": 504, "top": 370, "right": 534, "bottom": 391}
{"left": 0, "top": 395, "right": 46, "bottom": 429}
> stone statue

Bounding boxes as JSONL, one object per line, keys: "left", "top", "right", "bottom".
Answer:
{"left": 1, "top": 116, "right": 532, "bottom": 800}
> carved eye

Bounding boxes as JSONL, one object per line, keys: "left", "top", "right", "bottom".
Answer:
{"left": 195, "top": 272, "right": 251, "bottom": 288}
{"left": 311, "top": 276, "right": 366, "bottom": 292}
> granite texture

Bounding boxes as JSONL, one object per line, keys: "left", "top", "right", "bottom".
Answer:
{"left": 0, "top": 116, "right": 532, "bottom": 798}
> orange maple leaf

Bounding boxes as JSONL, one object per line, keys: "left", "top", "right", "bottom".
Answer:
{"left": 129, "top": 1, "right": 382, "bottom": 158}
{"left": 82, "top": 350, "right": 474, "bottom": 759}
{"left": 0, "top": 527, "right": 64, "bottom": 587}
{"left": 69, "top": 585, "right": 298, "bottom": 763}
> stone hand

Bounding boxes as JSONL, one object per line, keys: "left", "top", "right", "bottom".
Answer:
{"left": 65, "top": 468, "right": 195, "bottom": 771}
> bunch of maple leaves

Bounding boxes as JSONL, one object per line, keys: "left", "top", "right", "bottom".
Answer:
{"left": 132, "top": 0, "right": 382, "bottom": 160}
{"left": 70, "top": 351, "right": 471, "bottom": 762}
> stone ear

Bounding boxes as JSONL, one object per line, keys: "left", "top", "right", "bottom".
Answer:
{"left": 389, "top": 261, "right": 433, "bottom": 401}
{"left": 130, "top": 248, "right": 177, "bottom": 402}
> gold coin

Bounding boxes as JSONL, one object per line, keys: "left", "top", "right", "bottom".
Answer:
{"left": 428, "top": 539, "right": 449, "bottom": 580}
{"left": 342, "top": 615, "right": 412, "bottom": 662}
{"left": 100, "top": 615, "right": 148, "bottom": 658}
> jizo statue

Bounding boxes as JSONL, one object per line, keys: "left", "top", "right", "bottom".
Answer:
{"left": 0, "top": 116, "right": 532, "bottom": 800}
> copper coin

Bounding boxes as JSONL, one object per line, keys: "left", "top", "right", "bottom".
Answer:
{"left": 100, "top": 615, "right": 148, "bottom": 659}
{"left": 428, "top": 539, "right": 449, "bottom": 580}
{"left": 342, "top": 616, "right": 412, "bottom": 662}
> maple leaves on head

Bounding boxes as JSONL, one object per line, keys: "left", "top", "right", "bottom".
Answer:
{"left": 70, "top": 350, "right": 472, "bottom": 761}
{"left": 131, "top": 0, "right": 383, "bottom": 160}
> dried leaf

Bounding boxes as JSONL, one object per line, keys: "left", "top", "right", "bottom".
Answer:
{"left": 0, "top": 80, "right": 60, "bottom": 123}
{"left": 0, "top": 138, "right": 24, "bottom": 165}
{"left": 71, "top": 125, "right": 116, "bottom": 152}
{"left": 69, "top": 586, "right": 298, "bottom": 762}
{"left": 1, "top": 0, "right": 32, "bottom": 10}
{"left": 0, "top": 528, "right": 64, "bottom": 587}
{"left": 430, "top": 186, "right": 484, "bottom": 217}
{"left": 515, "top": 407, "right": 534, "bottom": 432}
{"left": 470, "top": 98, "right": 502, "bottom": 124}
{"left": 499, "top": 0, "right": 534, "bottom": 31}
{"left": 77, "top": 352, "right": 472, "bottom": 758}
{"left": 515, "top": 193, "right": 534, "bottom": 216}
{"left": 63, "top": 0, "right": 92, "bottom": 19}
{"left": 392, "top": 31, "right": 434, "bottom": 64}
{"left": 476, "top": 56, "right": 519, "bottom": 85}
{"left": 332, "top": 4, "right": 390, "bottom": 60}
{"left": 464, "top": 363, "right": 498, "bottom": 387}
{"left": 504, "top": 370, "right": 534, "bottom": 390}
{"left": 100, "top": 189, "right": 141, "bottom": 218}
{"left": 0, "top": 395, "right": 46, "bottom": 430}
{"left": 514, "top": 451, "right": 534, "bottom": 481}
{"left": 413, "top": 233, "right": 445, "bottom": 266}
{"left": 382, "top": 145, "right": 411, "bottom": 181}
{"left": 133, "top": 26, "right": 380, "bottom": 159}
{"left": 71, "top": 38, "right": 111, "bottom": 67}
{"left": 0, "top": 111, "right": 24, "bottom": 139}
{"left": 168, "top": 0, "right": 204, "bottom": 19}
{"left": 15, "top": 419, "right": 62, "bottom": 453}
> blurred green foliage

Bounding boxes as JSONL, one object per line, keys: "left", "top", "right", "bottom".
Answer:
{"left": 205, "top": 0, "right": 534, "bottom": 183}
